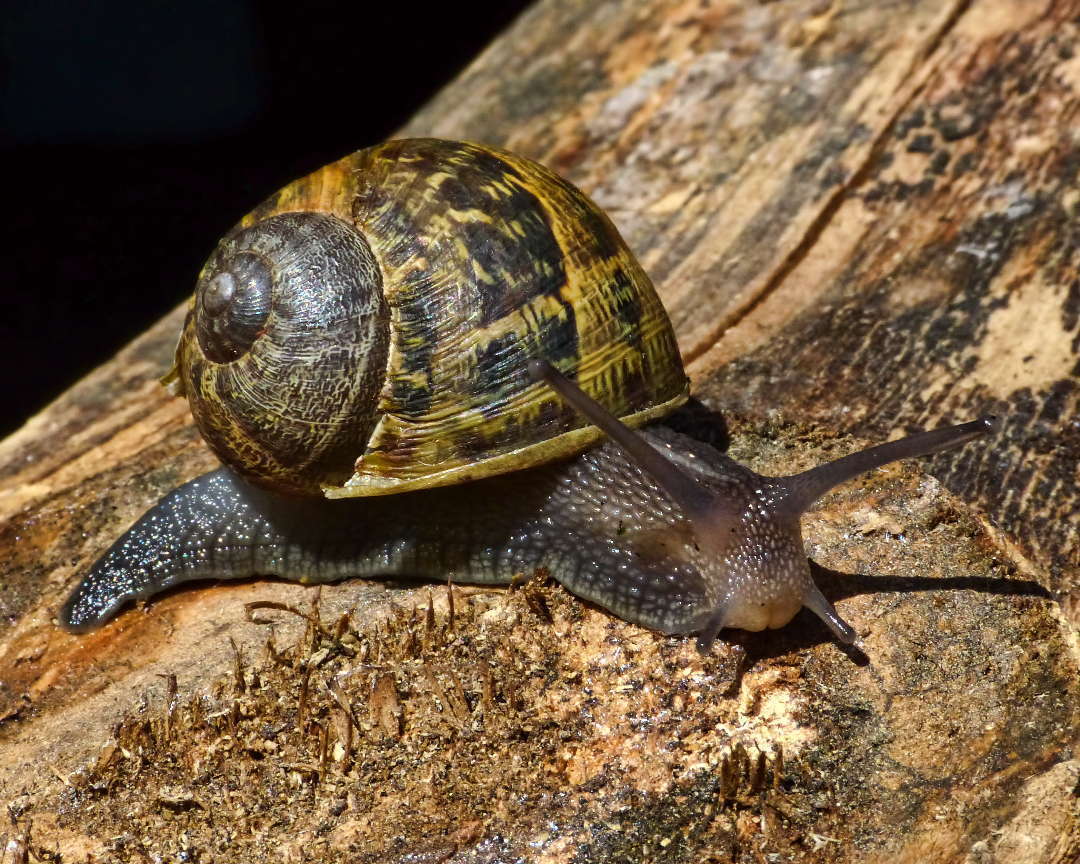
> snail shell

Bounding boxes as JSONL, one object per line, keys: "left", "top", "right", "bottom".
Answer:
{"left": 170, "top": 139, "right": 688, "bottom": 496}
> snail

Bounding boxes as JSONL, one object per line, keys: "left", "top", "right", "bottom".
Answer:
{"left": 60, "top": 138, "right": 998, "bottom": 649}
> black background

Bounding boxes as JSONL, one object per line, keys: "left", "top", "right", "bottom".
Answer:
{"left": 3, "top": 0, "right": 533, "bottom": 437}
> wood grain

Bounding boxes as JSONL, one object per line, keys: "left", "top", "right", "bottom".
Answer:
{"left": 1, "top": 1, "right": 1077, "bottom": 862}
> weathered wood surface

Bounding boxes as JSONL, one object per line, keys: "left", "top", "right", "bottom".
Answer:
{"left": 1, "top": 1, "right": 1077, "bottom": 861}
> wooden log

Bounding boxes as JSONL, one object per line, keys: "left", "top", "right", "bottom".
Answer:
{"left": 1, "top": 0, "right": 1077, "bottom": 861}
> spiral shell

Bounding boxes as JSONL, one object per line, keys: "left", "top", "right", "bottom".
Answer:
{"left": 170, "top": 138, "right": 688, "bottom": 497}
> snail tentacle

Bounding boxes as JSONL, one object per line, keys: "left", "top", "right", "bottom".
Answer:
{"left": 529, "top": 362, "right": 999, "bottom": 646}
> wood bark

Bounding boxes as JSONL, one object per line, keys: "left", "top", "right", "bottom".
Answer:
{"left": 1, "top": 1, "right": 1077, "bottom": 862}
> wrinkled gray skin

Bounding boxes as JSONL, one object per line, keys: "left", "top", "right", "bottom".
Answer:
{"left": 61, "top": 429, "right": 746, "bottom": 639}
{"left": 60, "top": 415, "right": 996, "bottom": 648}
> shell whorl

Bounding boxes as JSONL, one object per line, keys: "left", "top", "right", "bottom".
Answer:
{"left": 196, "top": 251, "right": 273, "bottom": 362}
{"left": 177, "top": 212, "right": 390, "bottom": 495}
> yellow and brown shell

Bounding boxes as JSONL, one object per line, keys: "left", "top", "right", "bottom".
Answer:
{"left": 170, "top": 138, "right": 688, "bottom": 497}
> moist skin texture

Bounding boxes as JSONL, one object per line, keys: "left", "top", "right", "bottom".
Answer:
{"left": 61, "top": 412, "right": 997, "bottom": 648}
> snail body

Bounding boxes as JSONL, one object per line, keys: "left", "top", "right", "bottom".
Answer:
{"left": 61, "top": 139, "right": 997, "bottom": 646}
